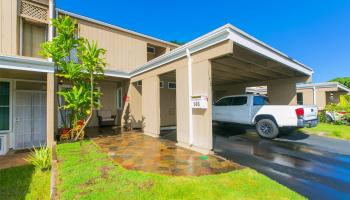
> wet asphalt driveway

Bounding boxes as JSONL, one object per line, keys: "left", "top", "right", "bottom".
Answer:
{"left": 213, "top": 124, "right": 350, "bottom": 200}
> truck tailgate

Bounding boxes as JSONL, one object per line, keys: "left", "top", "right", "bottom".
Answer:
{"left": 303, "top": 106, "right": 318, "bottom": 121}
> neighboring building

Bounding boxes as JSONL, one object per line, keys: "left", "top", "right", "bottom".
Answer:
{"left": 244, "top": 82, "right": 350, "bottom": 110}
{"left": 296, "top": 82, "right": 350, "bottom": 109}
{"left": 0, "top": 0, "right": 314, "bottom": 155}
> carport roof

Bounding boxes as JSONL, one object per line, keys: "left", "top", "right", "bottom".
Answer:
{"left": 297, "top": 82, "right": 350, "bottom": 92}
{"left": 130, "top": 24, "right": 314, "bottom": 77}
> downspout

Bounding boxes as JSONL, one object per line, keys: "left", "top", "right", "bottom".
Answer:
{"left": 186, "top": 49, "right": 193, "bottom": 146}
{"left": 313, "top": 86, "right": 317, "bottom": 105}
{"left": 48, "top": 0, "right": 55, "bottom": 47}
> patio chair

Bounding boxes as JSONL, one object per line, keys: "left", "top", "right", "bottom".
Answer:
{"left": 97, "top": 110, "right": 116, "bottom": 127}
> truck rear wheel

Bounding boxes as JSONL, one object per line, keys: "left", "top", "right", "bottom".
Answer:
{"left": 256, "top": 119, "right": 279, "bottom": 139}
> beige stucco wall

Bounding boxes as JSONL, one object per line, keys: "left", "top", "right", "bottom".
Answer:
{"left": 128, "top": 40, "right": 233, "bottom": 153}
{"left": 191, "top": 60, "right": 213, "bottom": 152}
{"left": 141, "top": 76, "right": 160, "bottom": 136}
{"left": 0, "top": 0, "right": 18, "bottom": 55}
{"left": 297, "top": 87, "right": 348, "bottom": 109}
{"left": 297, "top": 88, "right": 314, "bottom": 105}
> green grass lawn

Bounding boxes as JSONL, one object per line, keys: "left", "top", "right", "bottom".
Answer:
{"left": 56, "top": 140, "right": 304, "bottom": 200}
{"left": 0, "top": 165, "right": 50, "bottom": 200}
{"left": 301, "top": 123, "right": 350, "bottom": 140}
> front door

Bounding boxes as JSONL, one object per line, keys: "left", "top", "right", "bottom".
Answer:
{"left": 14, "top": 91, "right": 46, "bottom": 149}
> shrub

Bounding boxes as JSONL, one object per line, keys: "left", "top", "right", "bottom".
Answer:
{"left": 318, "top": 111, "right": 326, "bottom": 123}
{"left": 25, "top": 146, "right": 52, "bottom": 171}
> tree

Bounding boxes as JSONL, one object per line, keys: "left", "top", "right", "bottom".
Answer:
{"left": 329, "top": 77, "right": 350, "bottom": 88}
{"left": 41, "top": 16, "right": 106, "bottom": 140}
{"left": 169, "top": 40, "right": 186, "bottom": 45}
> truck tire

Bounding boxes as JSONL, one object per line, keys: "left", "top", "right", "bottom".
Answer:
{"left": 325, "top": 114, "right": 333, "bottom": 123}
{"left": 256, "top": 119, "right": 279, "bottom": 139}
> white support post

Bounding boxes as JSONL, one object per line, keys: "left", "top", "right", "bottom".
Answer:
{"left": 186, "top": 49, "right": 193, "bottom": 146}
{"left": 48, "top": 0, "right": 56, "bottom": 61}
{"left": 48, "top": 0, "right": 55, "bottom": 42}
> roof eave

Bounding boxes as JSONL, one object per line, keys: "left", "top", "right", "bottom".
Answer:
{"left": 130, "top": 24, "right": 313, "bottom": 77}
{"left": 56, "top": 9, "right": 179, "bottom": 48}
{"left": 226, "top": 25, "right": 313, "bottom": 76}
{"left": 0, "top": 55, "right": 54, "bottom": 73}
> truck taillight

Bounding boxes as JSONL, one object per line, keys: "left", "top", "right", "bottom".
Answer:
{"left": 295, "top": 108, "right": 304, "bottom": 119}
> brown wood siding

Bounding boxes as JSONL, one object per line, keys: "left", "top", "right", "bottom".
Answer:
{"left": 0, "top": 0, "right": 18, "bottom": 55}
{"left": 22, "top": 21, "right": 47, "bottom": 58}
{"left": 75, "top": 18, "right": 176, "bottom": 72}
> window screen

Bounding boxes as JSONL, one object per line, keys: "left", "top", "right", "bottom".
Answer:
{"left": 22, "top": 21, "right": 47, "bottom": 58}
{"left": 0, "top": 82, "right": 10, "bottom": 131}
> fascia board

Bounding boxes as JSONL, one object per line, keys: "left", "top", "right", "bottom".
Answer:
{"left": 0, "top": 55, "right": 54, "bottom": 73}
{"left": 227, "top": 26, "right": 313, "bottom": 76}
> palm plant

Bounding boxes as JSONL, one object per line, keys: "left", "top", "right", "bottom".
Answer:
{"left": 41, "top": 16, "right": 106, "bottom": 141}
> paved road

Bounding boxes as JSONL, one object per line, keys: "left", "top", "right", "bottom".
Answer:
{"left": 213, "top": 124, "right": 350, "bottom": 200}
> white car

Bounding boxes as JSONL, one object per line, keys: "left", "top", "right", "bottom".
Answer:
{"left": 213, "top": 94, "right": 318, "bottom": 138}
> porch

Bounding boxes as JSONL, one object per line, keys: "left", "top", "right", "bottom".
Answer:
{"left": 86, "top": 127, "right": 241, "bottom": 176}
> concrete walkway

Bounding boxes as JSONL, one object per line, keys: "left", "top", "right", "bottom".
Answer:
{"left": 0, "top": 150, "right": 30, "bottom": 170}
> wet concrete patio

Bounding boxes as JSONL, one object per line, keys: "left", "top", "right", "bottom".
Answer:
{"left": 87, "top": 127, "right": 241, "bottom": 176}
{"left": 0, "top": 150, "right": 30, "bottom": 170}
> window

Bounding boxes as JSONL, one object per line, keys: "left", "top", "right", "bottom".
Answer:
{"left": 231, "top": 96, "right": 247, "bottom": 106}
{"left": 168, "top": 82, "right": 176, "bottom": 89}
{"left": 136, "top": 81, "right": 142, "bottom": 87}
{"left": 22, "top": 20, "right": 47, "bottom": 58}
{"left": 116, "top": 87, "right": 123, "bottom": 110}
{"left": 253, "top": 96, "right": 269, "bottom": 106}
{"left": 0, "top": 81, "right": 10, "bottom": 131}
{"left": 160, "top": 81, "right": 164, "bottom": 88}
{"left": 215, "top": 97, "right": 232, "bottom": 106}
{"left": 297, "top": 93, "right": 303, "bottom": 105}
{"left": 147, "top": 46, "right": 156, "bottom": 54}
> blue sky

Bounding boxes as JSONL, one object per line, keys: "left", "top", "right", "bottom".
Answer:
{"left": 57, "top": 0, "right": 350, "bottom": 82}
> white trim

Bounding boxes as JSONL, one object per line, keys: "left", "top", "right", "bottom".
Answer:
{"left": 0, "top": 79, "right": 12, "bottom": 134}
{"left": 0, "top": 55, "right": 54, "bottom": 73}
{"left": 131, "top": 25, "right": 230, "bottom": 76}
{"left": 160, "top": 126, "right": 176, "bottom": 131}
{"left": 130, "top": 24, "right": 313, "bottom": 77}
{"left": 57, "top": 9, "right": 178, "bottom": 48}
{"left": 159, "top": 81, "right": 164, "bottom": 88}
{"left": 186, "top": 49, "right": 193, "bottom": 146}
{"left": 168, "top": 82, "right": 176, "bottom": 89}
{"left": 104, "top": 69, "right": 130, "bottom": 79}
{"left": 227, "top": 27, "right": 312, "bottom": 75}
{"left": 297, "top": 82, "right": 350, "bottom": 93}
{"left": 136, "top": 81, "right": 142, "bottom": 87}
{"left": 226, "top": 24, "right": 312, "bottom": 73}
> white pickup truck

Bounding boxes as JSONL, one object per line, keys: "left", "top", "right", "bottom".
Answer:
{"left": 213, "top": 94, "right": 318, "bottom": 139}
